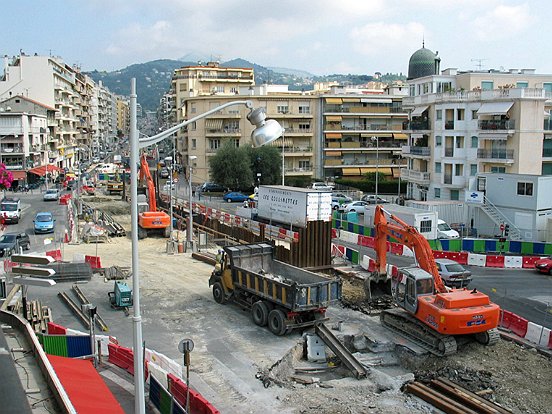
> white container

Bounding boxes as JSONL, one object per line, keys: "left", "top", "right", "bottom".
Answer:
{"left": 405, "top": 200, "right": 468, "bottom": 227}
{"left": 364, "top": 204, "right": 438, "bottom": 240}
{"left": 257, "top": 185, "right": 332, "bottom": 228}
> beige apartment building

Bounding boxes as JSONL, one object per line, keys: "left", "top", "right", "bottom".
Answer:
{"left": 402, "top": 45, "right": 552, "bottom": 201}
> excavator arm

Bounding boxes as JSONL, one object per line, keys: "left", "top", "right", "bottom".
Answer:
{"left": 373, "top": 205, "right": 447, "bottom": 294}
{"left": 139, "top": 153, "right": 157, "bottom": 212}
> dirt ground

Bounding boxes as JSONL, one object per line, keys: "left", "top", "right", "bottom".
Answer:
{"left": 61, "top": 197, "right": 552, "bottom": 414}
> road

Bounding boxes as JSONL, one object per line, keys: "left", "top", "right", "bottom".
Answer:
{"left": 338, "top": 240, "right": 552, "bottom": 329}
{"left": 3, "top": 189, "right": 69, "bottom": 255}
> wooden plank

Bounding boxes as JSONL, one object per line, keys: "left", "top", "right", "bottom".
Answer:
{"left": 1, "top": 284, "right": 20, "bottom": 310}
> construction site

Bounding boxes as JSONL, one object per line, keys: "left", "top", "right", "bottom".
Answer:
{"left": 12, "top": 192, "right": 548, "bottom": 414}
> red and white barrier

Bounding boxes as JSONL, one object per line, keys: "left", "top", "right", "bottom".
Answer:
{"left": 500, "top": 310, "right": 552, "bottom": 350}
{"left": 504, "top": 256, "right": 523, "bottom": 268}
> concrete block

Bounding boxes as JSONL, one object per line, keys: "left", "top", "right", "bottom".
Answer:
{"left": 525, "top": 322, "right": 547, "bottom": 346}
{"left": 305, "top": 334, "right": 326, "bottom": 362}
{"left": 467, "top": 253, "right": 486, "bottom": 267}
{"left": 504, "top": 256, "right": 523, "bottom": 268}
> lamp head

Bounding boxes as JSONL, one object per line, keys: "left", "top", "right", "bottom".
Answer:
{"left": 247, "top": 107, "right": 284, "bottom": 147}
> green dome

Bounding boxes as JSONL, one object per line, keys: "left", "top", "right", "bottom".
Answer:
{"left": 408, "top": 46, "right": 440, "bottom": 80}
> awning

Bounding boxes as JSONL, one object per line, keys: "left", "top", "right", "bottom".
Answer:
{"left": 48, "top": 355, "right": 125, "bottom": 414}
{"left": 411, "top": 105, "right": 429, "bottom": 117}
{"left": 10, "top": 171, "right": 27, "bottom": 180}
{"left": 325, "top": 98, "right": 343, "bottom": 104}
{"left": 360, "top": 167, "right": 393, "bottom": 175}
{"left": 326, "top": 133, "right": 342, "bottom": 139}
{"left": 362, "top": 133, "right": 393, "bottom": 138}
{"left": 326, "top": 115, "right": 342, "bottom": 122}
{"left": 393, "top": 133, "right": 409, "bottom": 140}
{"left": 205, "top": 119, "right": 223, "bottom": 129}
{"left": 28, "top": 164, "right": 64, "bottom": 176}
{"left": 361, "top": 98, "right": 392, "bottom": 104}
{"left": 477, "top": 102, "right": 514, "bottom": 115}
{"left": 478, "top": 135, "right": 509, "bottom": 141}
{"left": 326, "top": 151, "right": 342, "bottom": 156}
{"left": 342, "top": 98, "right": 360, "bottom": 103}
{"left": 342, "top": 167, "right": 360, "bottom": 175}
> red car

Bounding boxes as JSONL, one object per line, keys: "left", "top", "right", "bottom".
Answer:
{"left": 535, "top": 256, "right": 552, "bottom": 274}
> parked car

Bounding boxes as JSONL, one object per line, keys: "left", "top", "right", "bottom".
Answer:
{"left": 435, "top": 258, "right": 472, "bottom": 288}
{"left": 361, "top": 194, "right": 389, "bottom": 204}
{"left": 344, "top": 200, "right": 370, "bottom": 214}
{"left": 162, "top": 183, "right": 176, "bottom": 192}
{"left": 223, "top": 192, "right": 249, "bottom": 203}
{"left": 199, "top": 182, "right": 226, "bottom": 193}
{"left": 43, "top": 189, "right": 60, "bottom": 201}
{"left": 0, "top": 197, "right": 22, "bottom": 224}
{"left": 332, "top": 192, "right": 353, "bottom": 204}
{"left": 310, "top": 182, "right": 333, "bottom": 191}
{"left": 535, "top": 256, "right": 552, "bottom": 274}
{"left": 160, "top": 168, "right": 170, "bottom": 179}
{"left": 0, "top": 232, "right": 30, "bottom": 257}
{"left": 437, "top": 219, "right": 460, "bottom": 239}
{"left": 33, "top": 212, "right": 56, "bottom": 234}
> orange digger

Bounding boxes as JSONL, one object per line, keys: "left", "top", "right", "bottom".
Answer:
{"left": 137, "top": 153, "right": 170, "bottom": 239}
{"left": 372, "top": 205, "right": 500, "bottom": 356}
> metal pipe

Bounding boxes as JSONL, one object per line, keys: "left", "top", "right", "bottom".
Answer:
{"left": 130, "top": 78, "right": 146, "bottom": 414}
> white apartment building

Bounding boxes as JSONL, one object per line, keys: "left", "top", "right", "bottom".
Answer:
{"left": 0, "top": 54, "right": 117, "bottom": 169}
{"left": 402, "top": 45, "right": 552, "bottom": 202}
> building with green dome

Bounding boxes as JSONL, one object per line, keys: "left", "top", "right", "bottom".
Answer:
{"left": 407, "top": 43, "right": 441, "bottom": 80}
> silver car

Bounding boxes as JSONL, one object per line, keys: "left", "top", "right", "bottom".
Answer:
{"left": 435, "top": 258, "right": 472, "bottom": 288}
{"left": 43, "top": 189, "right": 60, "bottom": 201}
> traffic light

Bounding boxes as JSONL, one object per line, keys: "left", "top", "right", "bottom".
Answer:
{"left": 504, "top": 224, "right": 510, "bottom": 237}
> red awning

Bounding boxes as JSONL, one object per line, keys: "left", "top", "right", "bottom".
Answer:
{"left": 28, "top": 164, "right": 64, "bottom": 176}
{"left": 47, "top": 355, "right": 125, "bottom": 414}
{"left": 10, "top": 171, "right": 27, "bottom": 180}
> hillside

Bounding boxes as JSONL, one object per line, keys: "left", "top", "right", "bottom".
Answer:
{"left": 87, "top": 58, "right": 406, "bottom": 112}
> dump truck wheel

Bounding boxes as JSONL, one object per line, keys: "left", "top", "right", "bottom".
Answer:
{"left": 252, "top": 301, "right": 269, "bottom": 326}
{"left": 268, "top": 309, "right": 287, "bottom": 336}
{"left": 212, "top": 282, "right": 226, "bottom": 304}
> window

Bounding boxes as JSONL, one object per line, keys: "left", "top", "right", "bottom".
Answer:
{"left": 517, "top": 182, "right": 533, "bottom": 196}
{"left": 481, "top": 81, "right": 494, "bottom": 90}
{"left": 544, "top": 83, "right": 552, "bottom": 93}
{"left": 450, "top": 190, "right": 460, "bottom": 200}
{"left": 434, "top": 188, "right": 441, "bottom": 198}
{"left": 516, "top": 81, "right": 528, "bottom": 89}
{"left": 471, "top": 110, "right": 478, "bottom": 120}
{"left": 420, "top": 219, "right": 432, "bottom": 233}
{"left": 209, "top": 139, "right": 221, "bottom": 150}
{"left": 455, "top": 164, "right": 464, "bottom": 176}
{"left": 471, "top": 136, "right": 478, "bottom": 148}
{"left": 491, "top": 166, "right": 506, "bottom": 173}
{"left": 299, "top": 160, "right": 310, "bottom": 170}
{"left": 179, "top": 83, "right": 187, "bottom": 92}
{"left": 457, "top": 109, "right": 465, "bottom": 120}
{"left": 190, "top": 121, "right": 196, "bottom": 131}
{"left": 277, "top": 104, "right": 289, "bottom": 114}
{"left": 456, "top": 136, "right": 464, "bottom": 148}
{"left": 299, "top": 122, "right": 311, "bottom": 131}
{"left": 435, "top": 162, "right": 442, "bottom": 173}
{"left": 436, "top": 110, "right": 442, "bottom": 120}
{"left": 298, "top": 105, "right": 310, "bottom": 114}
{"left": 215, "top": 86, "right": 224, "bottom": 93}
{"left": 191, "top": 139, "right": 196, "bottom": 150}
{"left": 230, "top": 87, "right": 238, "bottom": 94}
{"left": 470, "top": 164, "right": 477, "bottom": 176}
{"left": 190, "top": 104, "right": 196, "bottom": 114}
{"left": 233, "top": 139, "right": 240, "bottom": 148}
{"left": 435, "top": 135, "right": 442, "bottom": 146}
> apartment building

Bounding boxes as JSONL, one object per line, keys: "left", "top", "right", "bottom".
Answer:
{"left": 0, "top": 96, "right": 54, "bottom": 181}
{"left": 402, "top": 45, "right": 552, "bottom": 202}
{"left": 321, "top": 84, "right": 408, "bottom": 182}
{"left": 0, "top": 54, "right": 117, "bottom": 169}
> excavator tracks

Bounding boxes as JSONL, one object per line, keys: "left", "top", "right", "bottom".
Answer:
{"left": 381, "top": 308, "right": 458, "bottom": 356}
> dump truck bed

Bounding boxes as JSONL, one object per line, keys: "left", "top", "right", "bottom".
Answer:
{"left": 225, "top": 243, "right": 341, "bottom": 312}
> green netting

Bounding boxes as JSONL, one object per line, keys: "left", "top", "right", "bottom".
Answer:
{"left": 350, "top": 250, "right": 359, "bottom": 264}
{"left": 447, "top": 239, "right": 462, "bottom": 252}
{"left": 42, "top": 335, "right": 68, "bottom": 357}
{"left": 545, "top": 244, "right": 552, "bottom": 255}
{"left": 473, "top": 240, "right": 486, "bottom": 253}
{"left": 521, "top": 242, "right": 534, "bottom": 254}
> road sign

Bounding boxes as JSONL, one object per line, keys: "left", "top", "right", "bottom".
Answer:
{"left": 11, "top": 254, "right": 55, "bottom": 265}
{"left": 500, "top": 223, "right": 505, "bottom": 231}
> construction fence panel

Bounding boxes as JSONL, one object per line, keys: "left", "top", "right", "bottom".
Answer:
{"left": 467, "top": 253, "right": 486, "bottom": 267}
{"left": 504, "top": 256, "right": 523, "bottom": 268}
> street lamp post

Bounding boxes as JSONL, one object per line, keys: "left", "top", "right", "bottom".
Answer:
{"left": 372, "top": 136, "right": 379, "bottom": 201}
{"left": 164, "top": 156, "right": 174, "bottom": 242}
{"left": 187, "top": 155, "right": 197, "bottom": 250}
{"left": 129, "top": 80, "right": 283, "bottom": 414}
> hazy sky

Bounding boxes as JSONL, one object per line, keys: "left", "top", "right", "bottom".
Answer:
{"left": 3, "top": 0, "right": 550, "bottom": 75}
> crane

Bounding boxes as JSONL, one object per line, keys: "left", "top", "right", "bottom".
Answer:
{"left": 137, "top": 153, "right": 171, "bottom": 239}
{"left": 373, "top": 205, "right": 500, "bottom": 356}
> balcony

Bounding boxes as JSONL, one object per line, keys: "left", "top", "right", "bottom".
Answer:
{"left": 400, "top": 168, "right": 431, "bottom": 184}
{"left": 477, "top": 149, "right": 514, "bottom": 162}
{"left": 443, "top": 174, "right": 466, "bottom": 187}
{"left": 402, "top": 120, "right": 430, "bottom": 131}
{"left": 401, "top": 145, "right": 431, "bottom": 158}
{"left": 478, "top": 120, "right": 515, "bottom": 130}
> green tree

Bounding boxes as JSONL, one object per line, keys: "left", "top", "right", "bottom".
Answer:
{"left": 209, "top": 142, "right": 253, "bottom": 190}
{"left": 244, "top": 145, "right": 282, "bottom": 185}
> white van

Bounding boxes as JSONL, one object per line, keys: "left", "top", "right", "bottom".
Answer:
{"left": 0, "top": 197, "right": 22, "bottom": 224}
{"left": 437, "top": 219, "right": 459, "bottom": 239}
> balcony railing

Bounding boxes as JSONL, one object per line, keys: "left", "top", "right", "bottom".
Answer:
{"left": 544, "top": 120, "right": 552, "bottom": 131}
{"left": 400, "top": 168, "right": 431, "bottom": 183}
{"left": 409, "top": 146, "right": 431, "bottom": 156}
{"left": 443, "top": 174, "right": 466, "bottom": 187}
{"left": 479, "top": 120, "right": 515, "bottom": 130}
{"left": 402, "top": 120, "right": 430, "bottom": 130}
{"left": 543, "top": 148, "right": 552, "bottom": 157}
{"left": 477, "top": 149, "right": 514, "bottom": 160}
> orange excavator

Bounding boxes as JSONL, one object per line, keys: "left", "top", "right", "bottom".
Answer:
{"left": 373, "top": 205, "right": 500, "bottom": 356}
{"left": 137, "top": 153, "right": 170, "bottom": 239}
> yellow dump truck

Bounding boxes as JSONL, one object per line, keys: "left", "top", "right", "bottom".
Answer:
{"left": 106, "top": 180, "right": 123, "bottom": 195}
{"left": 209, "top": 243, "right": 342, "bottom": 335}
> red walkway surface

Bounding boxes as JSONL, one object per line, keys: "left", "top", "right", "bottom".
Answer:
{"left": 47, "top": 355, "right": 125, "bottom": 414}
